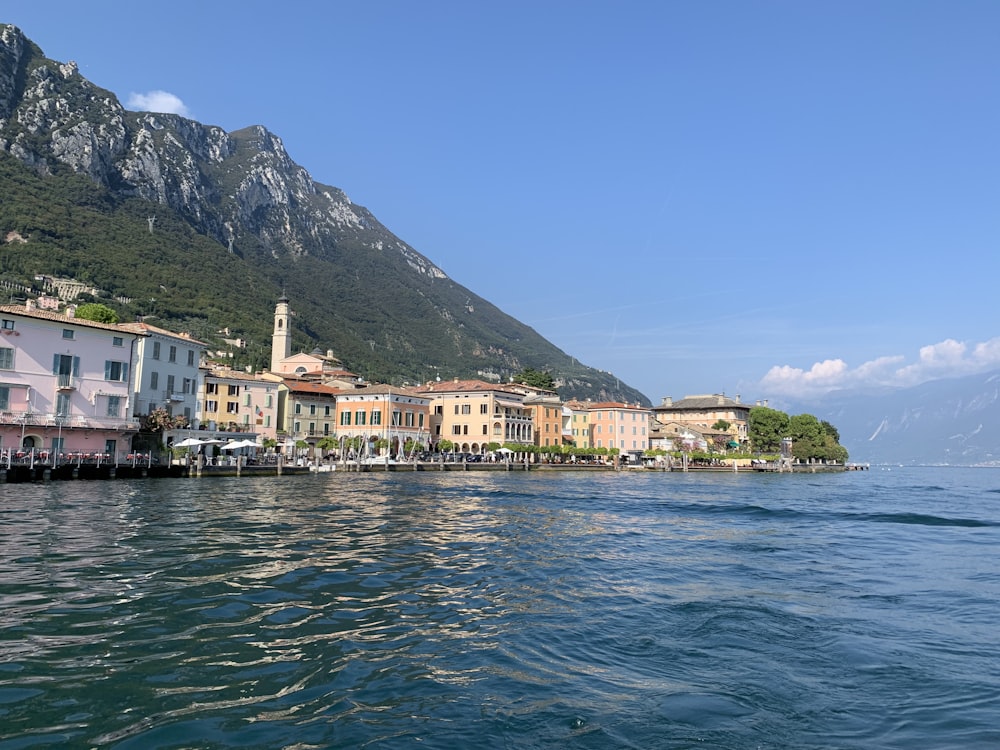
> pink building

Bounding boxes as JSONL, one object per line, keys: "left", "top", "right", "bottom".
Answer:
{"left": 586, "top": 401, "right": 652, "bottom": 461}
{"left": 0, "top": 303, "right": 143, "bottom": 464}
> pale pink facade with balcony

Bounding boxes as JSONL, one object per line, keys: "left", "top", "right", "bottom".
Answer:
{"left": 0, "top": 303, "right": 143, "bottom": 463}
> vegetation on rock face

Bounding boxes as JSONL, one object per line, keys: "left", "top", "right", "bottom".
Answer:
{"left": 0, "top": 26, "right": 651, "bottom": 406}
{"left": 73, "top": 302, "right": 119, "bottom": 323}
{"left": 514, "top": 367, "right": 556, "bottom": 390}
{"left": 748, "top": 405, "right": 848, "bottom": 462}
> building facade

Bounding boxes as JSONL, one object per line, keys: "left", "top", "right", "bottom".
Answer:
{"left": 332, "top": 385, "right": 431, "bottom": 458}
{"left": 652, "top": 394, "right": 751, "bottom": 446}
{"left": 587, "top": 401, "right": 652, "bottom": 459}
{"left": 0, "top": 303, "right": 143, "bottom": 461}
{"left": 415, "top": 379, "right": 533, "bottom": 453}
{"left": 122, "top": 322, "right": 205, "bottom": 424}
{"left": 199, "top": 366, "right": 280, "bottom": 436}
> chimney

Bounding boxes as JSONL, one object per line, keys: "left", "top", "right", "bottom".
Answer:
{"left": 662, "top": 396, "right": 672, "bottom": 407}
{"left": 25, "top": 299, "right": 35, "bottom": 311}
{"left": 735, "top": 394, "right": 741, "bottom": 404}
{"left": 65, "top": 305, "right": 76, "bottom": 319}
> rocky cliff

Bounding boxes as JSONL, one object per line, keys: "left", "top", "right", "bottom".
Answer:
{"left": 0, "top": 24, "right": 648, "bottom": 404}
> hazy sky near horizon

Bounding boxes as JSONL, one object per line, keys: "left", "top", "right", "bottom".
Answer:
{"left": 5, "top": 1, "right": 1000, "bottom": 403}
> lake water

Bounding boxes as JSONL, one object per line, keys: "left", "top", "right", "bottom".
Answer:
{"left": 1, "top": 468, "right": 998, "bottom": 749}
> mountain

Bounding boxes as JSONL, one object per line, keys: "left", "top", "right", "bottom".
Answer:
{"left": 0, "top": 24, "right": 649, "bottom": 405}
{"left": 778, "top": 370, "right": 1000, "bottom": 466}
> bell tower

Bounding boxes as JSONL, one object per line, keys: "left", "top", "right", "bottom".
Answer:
{"left": 270, "top": 294, "right": 292, "bottom": 372}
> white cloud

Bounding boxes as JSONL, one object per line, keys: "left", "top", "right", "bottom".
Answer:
{"left": 760, "top": 337, "right": 1000, "bottom": 398}
{"left": 126, "top": 90, "right": 191, "bottom": 117}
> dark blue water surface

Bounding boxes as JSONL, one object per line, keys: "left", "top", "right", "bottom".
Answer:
{"left": 1, "top": 467, "right": 998, "bottom": 749}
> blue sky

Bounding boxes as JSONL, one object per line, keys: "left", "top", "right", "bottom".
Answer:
{"left": 5, "top": 1, "right": 1000, "bottom": 404}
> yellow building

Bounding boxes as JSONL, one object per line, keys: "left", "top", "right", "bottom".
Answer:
{"left": 199, "top": 366, "right": 280, "bottom": 436}
{"left": 651, "top": 394, "right": 751, "bottom": 446}
{"left": 414, "top": 379, "right": 533, "bottom": 454}
{"left": 564, "top": 400, "right": 593, "bottom": 449}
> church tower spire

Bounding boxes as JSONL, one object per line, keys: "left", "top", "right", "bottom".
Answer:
{"left": 270, "top": 294, "right": 292, "bottom": 372}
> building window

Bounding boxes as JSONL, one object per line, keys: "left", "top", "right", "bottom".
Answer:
{"left": 392, "top": 410, "right": 402, "bottom": 426}
{"left": 482, "top": 424, "right": 488, "bottom": 435}
{"left": 481, "top": 403, "right": 488, "bottom": 414}
{"left": 294, "top": 421, "right": 301, "bottom": 433}
{"left": 405, "top": 412, "right": 415, "bottom": 427}
{"left": 166, "top": 374, "right": 175, "bottom": 394}
{"left": 152, "top": 341, "right": 161, "bottom": 359}
{"left": 324, "top": 405, "right": 331, "bottom": 417}
{"left": 340, "top": 411, "right": 351, "bottom": 426}
{"left": 205, "top": 400, "right": 218, "bottom": 412}
{"left": 419, "top": 413, "right": 425, "bottom": 427}
{"left": 56, "top": 393, "right": 71, "bottom": 416}
{"left": 62, "top": 329, "right": 74, "bottom": 340}
{"left": 104, "top": 360, "right": 129, "bottom": 382}
{"left": 309, "top": 404, "right": 316, "bottom": 416}
{"left": 168, "top": 345, "right": 177, "bottom": 363}
{"left": 1, "top": 319, "right": 13, "bottom": 330}
{"left": 265, "top": 394, "right": 273, "bottom": 407}
{"left": 452, "top": 425, "right": 462, "bottom": 435}
{"left": 0, "top": 385, "right": 8, "bottom": 411}
{"left": 371, "top": 410, "right": 382, "bottom": 426}
{"left": 0, "top": 347, "right": 13, "bottom": 370}
{"left": 150, "top": 371, "right": 159, "bottom": 390}
{"left": 112, "top": 336, "right": 123, "bottom": 347}
{"left": 106, "top": 395, "right": 121, "bottom": 418}
{"left": 435, "top": 405, "right": 443, "bottom": 415}
{"left": 187, "top": 350, "right": 195, "bottom": 366}
{"left": 295, "top": 403, "right": 302, "bottom": 415}
{"left": 226, "top": 403, "right": 239, "bottom": 414}
{"left": 461, "top": 404, "right": 471, "bottom": 415}
{"left": 355, "top": 410, "right": 366, "bottom": 426}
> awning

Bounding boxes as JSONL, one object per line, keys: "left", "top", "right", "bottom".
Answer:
{"left": 494, "top": 399, "right": 524, "bottom": 409}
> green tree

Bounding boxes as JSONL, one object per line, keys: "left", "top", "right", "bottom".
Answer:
{"left": 514, "top": 367, "right": 555, "bottom": 390}
{"left": 788, "top": 413, "right": 825, "bottom": 461}
{"left": 748, "top": 406, "right": 790, "bottom": 453}
{"left": 74, "top": 302, "right": 119, "bottom": 324}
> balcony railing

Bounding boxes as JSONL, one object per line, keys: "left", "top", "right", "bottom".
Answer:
{"left": 0, "top": 411, "right": 140, "bottom": 430}
{"left": 57, "top": 374, "right": 79, "bottom": 390}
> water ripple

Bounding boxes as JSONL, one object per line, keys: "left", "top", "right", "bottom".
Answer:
{"left": 1, "top": 470, "right": 999, "bottom": 748}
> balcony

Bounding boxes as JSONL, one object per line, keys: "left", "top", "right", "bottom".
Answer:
{"left": 0, "top": 411, "right": 140, "bottom": 431}
{"left": 57, "top": 374, "right": 78, "bottom": 390}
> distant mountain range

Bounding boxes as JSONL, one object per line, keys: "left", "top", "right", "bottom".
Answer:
{"left": 778, "top": 369, "right": 1000, "bottom": 466}
{"left": 0, "top": 24, "right": 648, "bottom": 405}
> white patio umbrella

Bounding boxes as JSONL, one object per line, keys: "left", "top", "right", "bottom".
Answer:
{"left": 173, "top": 437, "right": 204, "bottom": 448}
{"left": 219, "top": 440, "right": 245, "bottom": 451}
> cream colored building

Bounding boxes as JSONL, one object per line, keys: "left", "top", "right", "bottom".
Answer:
{"left": 414, "top": 379, "right": 533, "bottom": 453}
{"left": 652, "top": 394, "right": 751, "bottom": 446}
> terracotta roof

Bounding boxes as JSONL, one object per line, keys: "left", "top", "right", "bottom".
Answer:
{"left": 282, "top": 380, "right": 341, "bottom": 396}
{"left": 656, "top": 394, "right": 748, "bottom": 410}
{"left": 586, "top": 401, "right": 650, "bottom": 411}
{"left": 119, "top": 321, "right": 206, "bottom": 346}
{"left": 0, "top": 304, "right": 140, "bottom": 333}
{"left": 414, "top": 378, "right": 523, "bottom": 395}
{"left": 202, "top": 367, "right": 271, "bottom": 383}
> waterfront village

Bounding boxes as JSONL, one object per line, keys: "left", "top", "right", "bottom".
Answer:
{"left": 0, "top": 294, "right": 812, "bottom": 478}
